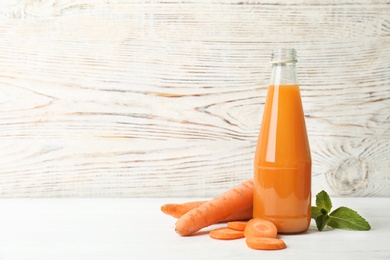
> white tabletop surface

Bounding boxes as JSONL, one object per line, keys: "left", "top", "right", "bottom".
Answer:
{"left": 0, "top": 197, "right": 388, "bottom": 260}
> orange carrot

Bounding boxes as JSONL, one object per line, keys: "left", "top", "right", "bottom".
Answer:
{"left": 209, "top": 227, "right": 245, "bottom": 240}
{"left": 227, "top": 221, "right": 248, "bottom": 231}
{"left": 224, "top": 207, "right": 252, "bottom": 222}
{"left": 175, "top": 179, "right": 254, "bottom": 236}
{"left": 161, "top": 201, "right": 252, "bottom": 222}
{"left": 244, "top": 219, "right": 278, "bottom": 238}
{"left": 161, "top": 201, "right": 207, "bottom": 219}
{"left": 246, "top": 237, "right": 287, "bottom": 250}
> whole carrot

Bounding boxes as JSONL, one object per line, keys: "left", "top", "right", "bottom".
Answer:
{"left": 161, "top": 201, "right": 207, "bottom": 219}
{"left": 161, "top": 201, "right": 252, "bottom": 222}
{"left": 175, "top": 178, "right": 254, "bottom": 236}
{"left": 223, "top": 207, "right": 252, "bottom": 222}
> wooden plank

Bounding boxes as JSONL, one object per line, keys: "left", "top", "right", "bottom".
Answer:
{"left": 0, "top": 0, "right": 388, "bottom": 197}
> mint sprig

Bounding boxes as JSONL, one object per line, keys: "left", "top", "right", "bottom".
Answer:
{"left": 311, "top": 190, "right": 371, "bottom": 231}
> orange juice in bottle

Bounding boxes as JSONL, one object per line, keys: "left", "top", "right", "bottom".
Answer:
{"left": 253, "top": 49, "right": 311, "bottom": 233}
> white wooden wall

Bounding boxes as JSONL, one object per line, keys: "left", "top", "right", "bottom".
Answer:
{"left": 0, "top": 0, "right": 389, "bottom": 198}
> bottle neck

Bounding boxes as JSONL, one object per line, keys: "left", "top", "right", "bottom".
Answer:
{"left": 269, "top": 62, "right": 298, "bottom": 86}
{"left": 269, "top": 49, "right": 298, "bottom": 86}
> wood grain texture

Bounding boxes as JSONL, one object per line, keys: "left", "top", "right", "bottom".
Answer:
{"left": 0, "top": 0, "right": 389, "bottom": 197}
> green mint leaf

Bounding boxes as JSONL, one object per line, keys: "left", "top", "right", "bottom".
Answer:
{"left": 312, "top": 205, "right": 331, "bottom": 231}
{"left": 328, "top": 206, "right": 371, "bottom": 231}
{"left": 320, "top": 208, "right": 328, "bottom": 215}
{"left": 315, "top": 190, "right": 332, "bottom": 214}
{"left": 314, "top": 214, "right": 330, "bottom": 231}
{"left": 311, "top": 206, "right": 322, "bottom": 219}
{"left": 312, "top": 191, "right": 371, "bottom": 232}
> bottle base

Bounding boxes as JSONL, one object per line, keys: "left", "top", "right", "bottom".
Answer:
{"left": 258, "top": 215, "right": 310, "bottom": 234}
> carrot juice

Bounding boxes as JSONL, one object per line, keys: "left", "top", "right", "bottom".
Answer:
{"left": 253, "top": 49, "right": 311, "bottom": 234}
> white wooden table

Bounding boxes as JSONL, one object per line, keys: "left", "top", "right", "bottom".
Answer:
{"left": 0, "top": 197, "right": 388, "bottom": 260}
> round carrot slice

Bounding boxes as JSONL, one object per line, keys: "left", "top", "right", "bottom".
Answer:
{"left": 246, "top": 237, "right": 287, "bottom": 250}
{"left": 209, "top": 227, "right": 245, "bottom": 240}
{"left": 244, "top": 218, "right": 277, "bottom": 238}
{"left": 227, "top": 221, "right": 247, "bottom": 231}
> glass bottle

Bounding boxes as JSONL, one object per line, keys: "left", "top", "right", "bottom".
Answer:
{"left": 253, "top": 49, "right": 312, "bottom": 233}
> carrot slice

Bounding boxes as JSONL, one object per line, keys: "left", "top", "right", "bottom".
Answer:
{"left": 244, "top": 218, "right": 278, "bottom": 238}
{"left": 227, "top": 221, "right": 247, "bottom": 231}
{"left": 246, "top": 237, "right": 287, "bottom": 250}
{"left": 209, "top": 227, "right": 245, "bottom": 240}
